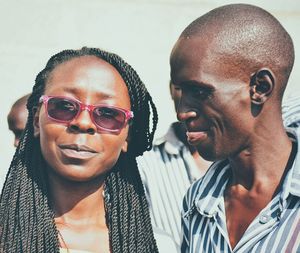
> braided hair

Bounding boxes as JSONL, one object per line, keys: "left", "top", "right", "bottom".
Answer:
{"left": 0, "top": 47, "right": 159, "bottom": 252}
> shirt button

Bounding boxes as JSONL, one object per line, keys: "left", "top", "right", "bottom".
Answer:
{"left": 259, "top": 213, "right": 271, "bottom": 224}
{"left": 277, "top": 210, "right": 282, "bottom": 220}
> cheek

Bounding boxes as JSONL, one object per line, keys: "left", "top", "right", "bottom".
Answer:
{"left": 103, "top": 129, "right": 128, "bottom": 154}
{"left": 211, "top": 92, "right": 251, "bottom": 125}
{"left": 37, "top": 110, "right": 68, "bottom": 159}
{"left": 39, "top": 124, "right": 61, "bottom": 163}
{"left": 93, "top": 131, "right": 128, "bottom": 171}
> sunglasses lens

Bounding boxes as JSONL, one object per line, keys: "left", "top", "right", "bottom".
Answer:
{"left": 93, "top": 107, "right": 126, "bottom": 130}
{"left": 47, "top": 97, "right": 79, "bottom": 121}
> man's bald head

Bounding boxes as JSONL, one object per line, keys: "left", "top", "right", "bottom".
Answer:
{"left": 177, "top": 4, "right": 294, "bottom": 100}
{"left": 7, "top": 93, "right": 30, "bottom": 147}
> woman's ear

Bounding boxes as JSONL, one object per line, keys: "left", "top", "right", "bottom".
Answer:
{"left": 121, "top": 140, "right": 128, "bottom": 153}
{"left": 121, "top": 128, "right": 132, "bottom": 153}
{"left": 250, "top": 68, "right": 275, "bottom": 105}
{"left": 32, "top": 106, "right": 40, "bottom": 137}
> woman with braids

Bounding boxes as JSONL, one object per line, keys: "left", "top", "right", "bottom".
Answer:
{"left": 0, "top": 47, "right": 178, "bottom": 253}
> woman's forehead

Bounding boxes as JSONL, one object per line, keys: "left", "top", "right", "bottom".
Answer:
{"left": 44, "top": 56, "right": 131, "bottom": 107}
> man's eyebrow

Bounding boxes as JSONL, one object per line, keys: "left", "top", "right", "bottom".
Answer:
{"left": 177, "top": 80, "right": 215, "bottom": 90}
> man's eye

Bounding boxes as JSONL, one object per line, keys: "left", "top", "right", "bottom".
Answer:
{"left": 190, "top": 87, "right": 212, "bottom": 99}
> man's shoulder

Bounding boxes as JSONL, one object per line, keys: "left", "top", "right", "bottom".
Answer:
{"left": 183, "top": 177, "right": 204, "bottom": 208}
{"left": 136, "top": 144, "right": 167, "bottom": 171}
{"left": 137, "top": 123, "right": 185, "bottom": 165}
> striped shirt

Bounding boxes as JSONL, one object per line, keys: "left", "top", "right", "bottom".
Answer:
{"left": 181, "top": 127, "right": 300, "bottom": 253}
{"left": 283, "top": 94, "right": 300, "bottom": 127}
{"left": 137, "top": 124, "right": 204, "bottom": 246}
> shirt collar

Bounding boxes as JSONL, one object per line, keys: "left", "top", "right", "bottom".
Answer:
{"left": 192, "top": 128, "right": 300, "bottom": 217}
{"left": 193, "top": 160, "right": 231, "bottom": 217}
{"left": 282, "top": 127, "right": 300, "bottom": 198}
{"left": 282, "top": 94, "right": 300, "bottom": 127}
{"left": 154, "top": 123, "right": 185, "bottom": 155}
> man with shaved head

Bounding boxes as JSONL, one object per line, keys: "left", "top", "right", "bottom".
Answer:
{"left": 7, "top": 93, "right": 30, "bottom": 147}
{"left": 170, "top": 4, "right": 299, "bottom": 252}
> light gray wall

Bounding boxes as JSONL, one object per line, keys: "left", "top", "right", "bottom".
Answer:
{"left": 1, "top": 0, "right": 300, "bottom": 181}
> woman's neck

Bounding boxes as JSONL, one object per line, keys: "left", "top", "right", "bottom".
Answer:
{"left": 48, "top": 171, "right": 107, "bottom": 227}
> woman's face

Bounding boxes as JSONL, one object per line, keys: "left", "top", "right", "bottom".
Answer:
{"left": 33, "top": 56, "right": 131, "bottom": 182}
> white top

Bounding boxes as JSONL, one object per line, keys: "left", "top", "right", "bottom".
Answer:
{"left": 137, "top": 123, "right": 204, "bottom": 246}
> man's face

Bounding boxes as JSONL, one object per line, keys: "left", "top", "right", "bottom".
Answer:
{"left": 170, "top": 37, "right": 254, "bottom": 161}
{"left": 7, "top": 104, "right": 28, "bottom": 147}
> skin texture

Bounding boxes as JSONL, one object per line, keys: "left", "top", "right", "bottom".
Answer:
{"left": 170, "top": 4, "right": 294, "bottom": 249}
{"left": 33, "top": 56, "right": 131, "bottom": 252}
{"left": 7, "top": 94, "right": 30, "bottom": 147}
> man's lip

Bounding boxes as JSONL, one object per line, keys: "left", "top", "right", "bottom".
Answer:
{"left": 186, "top": 130, "right": 208, "bottom": 145}
{"left": 58, "top": 144, "right": 97, "bottom": 153}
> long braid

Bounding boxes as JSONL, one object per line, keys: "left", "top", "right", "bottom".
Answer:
{"left": 104, "top": 153, "right": 159, "bottom": 252}
{"left": 0, "top": 89, "right": 59, "bottom": 252}
{"left": 0, "top": 47, "right": 159, "bottom": 252}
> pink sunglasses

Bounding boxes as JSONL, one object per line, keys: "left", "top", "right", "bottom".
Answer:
{"left": 39, "top": 95, "right": 134, "bottom": 133}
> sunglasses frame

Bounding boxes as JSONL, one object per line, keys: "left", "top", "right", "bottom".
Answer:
{"left": 39, "top": 95, "right": 134, "bottom": 133}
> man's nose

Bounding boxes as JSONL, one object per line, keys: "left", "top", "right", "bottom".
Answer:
{"left": 177, "top": 110, "right": 197, "bottom": 122}
{"left": 176, "top": 95, "right": 197, "bottom": 122}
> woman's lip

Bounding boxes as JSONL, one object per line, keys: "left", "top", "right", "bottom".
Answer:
{"left": 60, "top": 148, "right": 97, "bottom": 160}
{"left": 59, "top": 144, "right": 97, "bottom": 153}
{"left": 59, "top": 144, "right": 97, "bottom": 160}
{"left": 186, "top": 131, "right": 208, "bottom": 145}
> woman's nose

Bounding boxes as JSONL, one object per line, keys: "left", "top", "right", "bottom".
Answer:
{"left": 68, "top": 110, "right": 97, "bottom": 134}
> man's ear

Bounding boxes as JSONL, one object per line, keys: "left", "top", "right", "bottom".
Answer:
{"left": 250, "top": 68, "right": 275, "bottom": 105}
{"left": 32, "top": 106, "right": 40, "bottom": 137}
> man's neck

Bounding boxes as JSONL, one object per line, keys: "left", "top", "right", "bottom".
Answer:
{"left": 224, "top": 128, "right": 295, "bottom": 249}
{"left": 228, "top": 129, "right": 293, "bottom": 196}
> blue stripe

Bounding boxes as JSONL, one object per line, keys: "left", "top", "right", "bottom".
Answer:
{"left": 181, "top": 131, "right": 300, "bottom": 252}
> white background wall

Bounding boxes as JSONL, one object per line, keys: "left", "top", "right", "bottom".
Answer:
{"left": 1, "top": 0, "right": 300, "bottom": 181}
